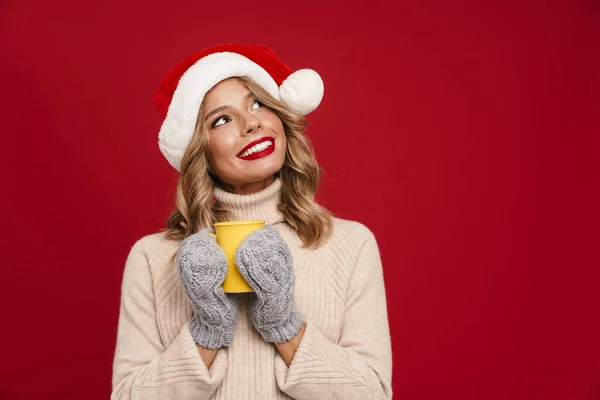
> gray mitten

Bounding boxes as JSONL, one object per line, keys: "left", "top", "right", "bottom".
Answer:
{"left": 177, "top": 227, "right": 238, "bottom": 349}
{"left": 235, "top": 225, "right": 303, "bottom": 343}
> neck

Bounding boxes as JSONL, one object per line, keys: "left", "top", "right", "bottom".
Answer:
{"left": 217, "top": 175, "right": 275, "bottom": 195}
{"left": 212, "top": 176, "right": 285, "bottom": 225}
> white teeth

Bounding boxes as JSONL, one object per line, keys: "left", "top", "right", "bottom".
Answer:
{"left": 240, "top": 141, "right": 273, "bottom": 157}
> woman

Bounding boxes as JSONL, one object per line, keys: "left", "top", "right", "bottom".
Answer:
{"left": 111, "top": 44, "right": 393, "bottom": 400}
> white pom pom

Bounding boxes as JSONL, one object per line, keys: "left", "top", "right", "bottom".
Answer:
{"left": 279, "top": 69, "right": 324, "bottom": 116}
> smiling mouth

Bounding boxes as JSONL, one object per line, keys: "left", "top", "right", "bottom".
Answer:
{"left": 237, "top": 139, "right": 275, "bottom": 160}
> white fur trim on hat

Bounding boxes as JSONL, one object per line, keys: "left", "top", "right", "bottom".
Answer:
{"left": 158, "top": 52, "right": 280, "bottom": 172}
{"left": 280, "top": 69, "right": 324, "bottom": 116}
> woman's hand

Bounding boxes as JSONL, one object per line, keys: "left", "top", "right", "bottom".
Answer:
{"left": 235, "top": 225, "right": 303, "bottom": 343}
{"left": 177, "top": 228, "right": 238, "bottom": 349}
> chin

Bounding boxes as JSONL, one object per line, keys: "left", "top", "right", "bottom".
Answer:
{"left": 255, "top": 165, "right": 283, "bottom": 181}
{"left": 253, "top": 152, "right": 285, "bottom": 174}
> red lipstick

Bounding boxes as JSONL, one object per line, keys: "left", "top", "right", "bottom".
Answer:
{"left": 237, "top": 137, "right": 276, "bottom": 160}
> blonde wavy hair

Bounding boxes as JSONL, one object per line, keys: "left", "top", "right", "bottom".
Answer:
{"left": 161, "top": 76, "right": 333, "bottom": 263}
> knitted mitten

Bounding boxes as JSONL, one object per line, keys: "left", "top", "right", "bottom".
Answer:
{"left": 177, "top": 228, "right": 238, "bottom": 349}
{"left": 234, "top": 225, "right": 303, "bottom": 343}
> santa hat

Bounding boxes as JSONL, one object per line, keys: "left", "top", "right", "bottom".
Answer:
{"left": 153, "top": 43, "right": 324, "bottom": 172}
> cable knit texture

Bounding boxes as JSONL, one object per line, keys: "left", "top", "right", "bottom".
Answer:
{"left": 235, "top": 225, "right": 304, "bottom": 343}
{"left": 111, "top": 176, "right": 393, "bottom": 399}
{"left": 177, "top": 227, "right": 238, "bottom": 349}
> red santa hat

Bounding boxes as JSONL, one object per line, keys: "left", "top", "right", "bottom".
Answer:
{"left": 153, "top": 43, "right": 324, "bottom": 172}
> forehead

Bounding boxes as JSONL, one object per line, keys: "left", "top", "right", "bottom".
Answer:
{"left": 203, "top": 78, "right": 249, "bottom": 108}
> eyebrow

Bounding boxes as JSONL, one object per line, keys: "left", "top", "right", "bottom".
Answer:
{"left": 204, "top": 92, "right": 255, "bottom": 122}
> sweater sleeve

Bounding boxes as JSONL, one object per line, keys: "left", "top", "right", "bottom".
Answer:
{"left": 274, "top": 230, "right": 393, "bottom": 400}
{"left": 111, "top": 237, "right": 228, "bottom": 400}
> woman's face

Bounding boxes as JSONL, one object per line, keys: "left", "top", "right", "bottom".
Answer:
{"left": 202, "top": 78, "right": 286, "bottom": 194}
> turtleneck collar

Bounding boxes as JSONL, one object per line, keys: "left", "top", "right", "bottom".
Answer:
{"left": 212, "top": 176, "right": 285, "bottom": 225}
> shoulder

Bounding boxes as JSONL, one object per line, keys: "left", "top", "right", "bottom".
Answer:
{"left": 298, "top": 216, "right": 379, "bottom": 263}
{"left": 329, "top": 216, "right": 378, "bottom": 248}
{"left": 123, "top": 230, "right": 181, "bottom": 276}
{"left": 128, "top": 230, "right": 174, "bottom": 253}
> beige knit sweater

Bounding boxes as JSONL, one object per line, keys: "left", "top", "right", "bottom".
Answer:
{"left": 111, "top": 177, "right": 393, "bottom": 399}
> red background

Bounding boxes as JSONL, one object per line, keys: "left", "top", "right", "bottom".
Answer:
{"left": 1, "top": 1, "right": 597, "bottom": 399}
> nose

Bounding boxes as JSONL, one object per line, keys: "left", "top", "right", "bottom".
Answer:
{"left": 242, "top": 113, "right": 261, "bottom": 135}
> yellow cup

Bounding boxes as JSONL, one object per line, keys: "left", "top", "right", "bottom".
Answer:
{"left": 208, "top": 220, "right": 265, "bottom": 293}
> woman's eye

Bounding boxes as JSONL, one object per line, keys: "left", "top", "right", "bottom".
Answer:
{"left": 212, "top": 116, "right": 230, "bottom": 128}
{"left": 251, "top": 99, "right": 263, "bottom": 110}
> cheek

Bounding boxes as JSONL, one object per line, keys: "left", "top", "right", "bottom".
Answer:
{"left": 209, "top": 134, "right": 236, "bottom": 155}
{"left": 275, "top": 135, "right": 287, "bottom": 166}
{"left": 267, "top": 117, "right": 286, "bottom": 155}
{"left": 208, "top": 134, "right": 238, "bottom": 167}
{"left": 263, "top": 111, "right": 285, "bottom": 133}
